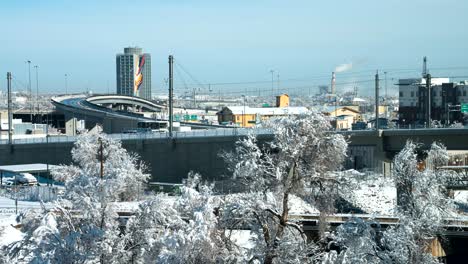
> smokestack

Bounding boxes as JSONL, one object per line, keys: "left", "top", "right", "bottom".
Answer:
{"left": 331, "top": 72, "right": 336, "bottom": 95}
{"left": 422, "top": 56, "right": 428, "bottom": 77}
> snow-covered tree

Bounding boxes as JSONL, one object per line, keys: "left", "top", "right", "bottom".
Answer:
{"left": 117, "top": 172, "right": 243, "bottom": 263}
{"left": 221, "top": 111, "right": 349, "bottom": 263}
{"left": 320, "top": 141, "right": 453, "bottom": 264}
{"left": 4, "top": 127, "right": 150, "bottom": 263}
{"left": 393, "top": 141, "right": 452, "bottom": 226}
{"left": 320, "top": 218, "right": 388, "bottom": 264}
{"left": 387, "top": 141, "right": 452, "bottom": 263}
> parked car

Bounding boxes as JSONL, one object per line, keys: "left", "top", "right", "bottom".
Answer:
{"left": 1, "top": 179, "right": 15, "bottom": 186}
{"left": 15, "top": 173, "right": 38, "bottom": 186}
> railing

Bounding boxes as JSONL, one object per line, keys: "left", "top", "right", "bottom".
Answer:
{"left": 0, "top": 128, "right": 274, "bottom": 145}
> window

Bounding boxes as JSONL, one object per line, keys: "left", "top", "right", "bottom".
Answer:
{"left": 411, "top": 91, "right": 414, "bottom": 97}
{"left": 399, "top": 92, "right": 403, "bottom": 97}
{"left": 416, "top": 92, "right": 419, "bottom": 96}
{"left": 464, "top": 90, "right": 467, "bottom": 96}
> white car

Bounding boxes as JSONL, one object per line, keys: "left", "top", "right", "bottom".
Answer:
{"left": 15, "top": 173, "right": 38, "bottom": 186}
{"left": 1, "top": 179, "right": 15, "bottom": 186}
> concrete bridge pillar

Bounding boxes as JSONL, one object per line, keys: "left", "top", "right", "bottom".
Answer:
{"left": 65, "top": 117, "right": 77, "bottom": 136}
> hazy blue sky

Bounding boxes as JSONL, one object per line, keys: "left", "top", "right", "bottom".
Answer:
{"left": 1, "top": 0, "right": 468, "bottom": 96}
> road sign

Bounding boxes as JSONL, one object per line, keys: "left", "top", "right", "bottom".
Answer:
{"left": 461, "top": 104, "right": 468, "bottom": 113}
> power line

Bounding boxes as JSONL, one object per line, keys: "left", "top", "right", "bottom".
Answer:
{"left": 173, "top": 59, "right": 208, "bottom": 90}
{"left": 168, "top": 67, "right": 463, "bottom": 88}
{"left": 203, "top": 79, "right": 377, "bottom": 96}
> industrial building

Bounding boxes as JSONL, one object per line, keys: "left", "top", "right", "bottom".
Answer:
{"left": 116, "top": 47, "right": 152, "bottom": 100}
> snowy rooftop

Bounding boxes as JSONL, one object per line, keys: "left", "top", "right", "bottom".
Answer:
{"left": 317, "top": 105, "right": 360, "bottom": 114}
{"left": 221, "top": 106, "right": 309, "bottom": 115}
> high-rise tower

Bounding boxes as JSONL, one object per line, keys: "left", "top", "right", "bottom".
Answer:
{"left": 116, "top": 47, "right": 151, "bottom": 99}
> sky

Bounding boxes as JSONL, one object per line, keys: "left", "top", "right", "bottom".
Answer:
{"left": 1, "top": 0, "right": 468, "bottom": 96}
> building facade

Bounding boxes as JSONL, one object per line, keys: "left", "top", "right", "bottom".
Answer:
{"left": 217, "top": 95, "right": 308, "bottom": 127}
{"left": 398, "top": 77, "right": 468, "bottom": 125}
{"left": 116, "top": 47, "right": 152, "bottom": 100}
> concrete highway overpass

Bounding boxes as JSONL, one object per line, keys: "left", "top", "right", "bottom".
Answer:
{"left": 3, "top": 128, "right": 468, "bottom": 181}
{"left": 51, "top": 94, "right": 227, "bottom": 134}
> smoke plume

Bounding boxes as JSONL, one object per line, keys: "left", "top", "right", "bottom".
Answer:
{"left": 334, "top": 63, "right": 353, "bottom": 73}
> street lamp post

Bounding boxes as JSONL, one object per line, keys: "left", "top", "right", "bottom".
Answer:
{"left": 270, "top": 70, "right": 275, "bottom": 96}
{"left": 65, "top": 74, "right": 68, "bottom": 94}
{"left": 27, "top": 60, "right": 32, "bottom": 122}
{"left": 34, "top": 65, "right": 39, "bottom": 121}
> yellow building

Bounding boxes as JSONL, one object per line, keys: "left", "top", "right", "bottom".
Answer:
{"left": 276, "top": 94, "right": 290, "bottom": 107}
{"left": 335, "top": 115, "right": 355, "bottom": 130}
{"left": 217, "top": 94, "right": 306, "bottom": 127}
{"left": 217, "top": 104, "right": 309, "bottom": 127}
{"left": 322, "top": 106, "right": 361, "bottom": 122}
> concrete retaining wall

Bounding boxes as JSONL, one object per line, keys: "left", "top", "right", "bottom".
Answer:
{"left": 0, "top": 135, "right": 273, "bottom": 183}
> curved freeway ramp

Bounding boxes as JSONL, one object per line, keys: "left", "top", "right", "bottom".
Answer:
{"left": 52, "top": 94, "right": 228, "bottom": 134}
{"left": 86, "top": 94, "right": 165, "bottom": 112}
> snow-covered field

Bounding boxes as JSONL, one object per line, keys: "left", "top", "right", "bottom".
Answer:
{"left": 0, "top": 215, "right": 23, "bottom": 247}
{"left": 347, "top": 177, "right": 397, "bottom": 215}
{"left": 0, "top": 196, "right": 51, "bottom": 215}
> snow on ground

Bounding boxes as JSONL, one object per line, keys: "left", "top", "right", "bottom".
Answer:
{"left": 289, "top": 195, "right": 319, "bottom": 214}
{"left": 346, "top": 177, "right": 397, "bottom": 215}
{"left": 0, "top": 214, "right": 23, "bottom": 247}
{"left": 0, "top": 196, "right": 50, "bottom": 215}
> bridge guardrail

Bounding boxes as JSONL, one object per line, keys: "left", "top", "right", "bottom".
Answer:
{"left": 0, "top": 128, "right": 274, "bottom": 145}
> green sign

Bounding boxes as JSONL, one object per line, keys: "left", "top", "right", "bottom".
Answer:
{"left": 462, "top": 104, "right": 468, "bottom": 113}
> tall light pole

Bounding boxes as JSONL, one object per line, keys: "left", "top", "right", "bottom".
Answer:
{"left": 27, "top": 60, "right": 32, "bottom": 122}
{"left": 270, "top": 70, "right": 274, "bottom": 96}
{"left": 384, "top": 71, "right": 387, "bottom": 118}
{"left": 375, "top": 70, "right": 380, "bottom": 131}
{"left": 64, "top": 74, "right": 68, "bottom": 94}
{"left": 277, "top": 72, "right": 280, "bottom": 94}
{"left": 168, "top": 55, "right": 174, "bottom": 137}
{"left": 34, "top": 65, "right": 39, "bottom": 119}
{"left": 426, "top": 73, "right": 432, "bottom": 127}
{"left": 7, "top": 72, "right": 13, "bottom": 145}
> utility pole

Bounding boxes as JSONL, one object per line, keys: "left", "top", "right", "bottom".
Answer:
{"left": 270, "top": 70, "right": 274, "bottom": 96}
{"left": 384, "top": 71, "right": 387, "bottom": 118}
{"left": 426, "top": 73, "right": 432, "bottom": 127}
{"left": 168, "top": 55, "right": 174, "bottom": 137}
{"left": 34, "top": 65, "right": 39, "bottom": 119}
{"left": 193, "top": 88, "right": 196, "bottom": 108}
{"left": 277, "top": 72, "right": 280, "bottom": 93}
{"left": 7, "top": 72, "right": 13, "bottom": 145}
{"left": 27, "top": 60, "right": 32, "bottom": 122}
{"left": 375, "top": 71, "right": 380, "bottom": 130}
